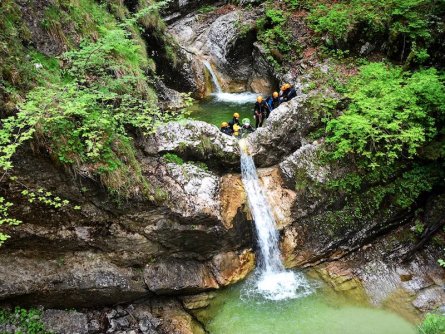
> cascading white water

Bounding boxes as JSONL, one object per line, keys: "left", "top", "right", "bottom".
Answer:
{"left": 239, "top": 141, "right": 313, "bottom": 301}
{"left": 203, "top": 60, "right": 222, "bottom": 93}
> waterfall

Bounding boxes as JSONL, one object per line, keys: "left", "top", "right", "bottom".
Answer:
{"left": 239, "top": 140, "right": 313, "bottom": 301}
{"left": 203, "top": 60, "right": 222, "bottom": 93}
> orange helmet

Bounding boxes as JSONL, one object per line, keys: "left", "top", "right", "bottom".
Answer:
{"left": 284, "top": 83, "right": 291, "bottom": 90}
{"left": 257, "top": 96, "right": 263, "bottom": 103}
{"left": 273, "top": 91, "right": 279, "bottom": 98}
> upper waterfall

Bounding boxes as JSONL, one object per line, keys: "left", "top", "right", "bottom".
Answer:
{"left": 204, "top": 60, "right": 223, "bottom": 93}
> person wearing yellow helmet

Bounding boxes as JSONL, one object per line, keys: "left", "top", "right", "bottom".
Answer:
{"left": 220, "top": 121, "right": 232, "bottom": 136}
{"left": 271, "top": 91, "right": 280, "bottom": 110}
{"left": 229, "top": 112, "right": 241, "bottom": 131}
{"left": 253, "top": 95, "right": 270, "bottom": 128}
{"left": 233, "top": 123, "right": 241, "bottom": 138}
{"left": 280, "top": 83, "right": 297, "bottom": 103}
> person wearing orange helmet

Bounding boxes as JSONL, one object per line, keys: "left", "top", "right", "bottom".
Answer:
{"left": 280, "top": 83, "right": 297, "bottom": 102}
{"left": 220, "top": 121, "right": 232, "bottom": 136}
{"left": 253, "top": 95, "right": 270, "bottom": 128}
{"left": 272, "top": 91, "right": 280, "bottom": 110}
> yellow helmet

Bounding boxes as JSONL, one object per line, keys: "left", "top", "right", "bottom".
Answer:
{"left": 273, "top": 91, "right": 279, "bottom": 98}
{"left": 284, "top": 83, "right": 291, "bottom": 90}
{"left": 233, "top": 112, "right": 240, "bottom": 118}
{"left": 221, "top": 121, "right": 228, "bottom": 127}
{"left": 257, "top": 96, "right": 263, "bottom": 103}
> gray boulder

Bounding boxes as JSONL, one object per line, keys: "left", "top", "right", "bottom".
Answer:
{"left": 139, "top": 120, "right": 240, "bottom": 168}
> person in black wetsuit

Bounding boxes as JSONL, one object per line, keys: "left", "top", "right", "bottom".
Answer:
{"left": 228, "top": 112, "right": 240, "bottom": 131}
{"left": 271, "top": 91, "right": 280, "bottom": 110}
{"left": 220, "top": 122, "right": 232, "bottom": 136}
{"left": 280, "top": 83, "right": 297, "bottom": 102}
{"left": 253, "top": 96, "right": 270, "bottom": 128}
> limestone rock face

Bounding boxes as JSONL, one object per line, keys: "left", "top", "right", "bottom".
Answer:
{"left": 0, "top": 252, "right": 147, "bottom": 307}
{"left": 144, "top": 260, "right": 219, "bottom": 295}
{"left": 42, "top": 310, "right": 89, "bottom": 334}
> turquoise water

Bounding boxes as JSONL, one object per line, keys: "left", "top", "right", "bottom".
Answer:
{"left": 188, "top": 93, "right": 257, "bottom": 127}
{"left": 197, "top": 275, "right": 417, "bottom": 334}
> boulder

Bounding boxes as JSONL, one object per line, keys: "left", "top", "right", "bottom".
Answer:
{"left": 210, "top": 250, "right": 255, "bottom": 286}
{"left": 246, "top": 96, "right": 320, "bottom": 167}
{"left": 139, "top": 120, "right": 239, "bottom": 169}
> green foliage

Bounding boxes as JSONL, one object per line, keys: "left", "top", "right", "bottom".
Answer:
{"left": 163, "top": 153, "right": 184, "bottom": 165}
{"left": 308, "top": 4, "right": 353, "bottom": 42}
{"left": 257, "top": 7, "right": 301, "bottom": 69}
{"left": 418, "top": 313, "right": 445, "bottom": 334}
{"left": 0, "top": 307, "right": 51, "bottom": 334}
{"left": 197, "top": 5, "right": 217, "bottom": 14}
{"left": 325, "top": 62, "right": 445, "bottom": 169}
{"left": 306, "top": 0, "right": 445, "bottom": 63}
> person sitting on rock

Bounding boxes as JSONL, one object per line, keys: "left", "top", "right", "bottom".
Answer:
{"left": 280, "top": 83, "right": 297, "bottom": 102}
{"left": 241, "top": 118, "right": 255, "bottom": 135}
{"left": 220, "top": 121, "right": 232, "bottom": 136}
{"left": 254, "top": 96, "right": 270, "bottom": 128}
{"left": 229, "top": 112, "right": 241, "bottom": 131}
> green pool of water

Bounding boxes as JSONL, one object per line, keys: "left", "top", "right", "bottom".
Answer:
{"left": 195, "top": 275, "right": 417, "bottom": 334}
{"left": 188, "top": 93, "right": 257, "bottom": 127}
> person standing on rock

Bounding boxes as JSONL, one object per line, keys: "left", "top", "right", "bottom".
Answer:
{"left": 272, "top": 91, "right": 281, "bottom": 110}
{"left": 229, "top": 113, "right": 241, "bottom": 132}
{"left": 254, "top": 96, "right": 270, "bottom": 128}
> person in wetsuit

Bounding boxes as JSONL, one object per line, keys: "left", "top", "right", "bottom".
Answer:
{"left": 280, "top": 83, "right": 297, "bottom": 102}
{"left": 253, "top": 96, "right": 270, "bottom": 128}
{"left": 271, "top": 91, "right": 280, "bottom": 110}
{"left": 229, "top": 113, "right": 240, "bottom": 132}
{"left": 220, "top": 122, "right": 232, "bottom": 136}
{"left": 241, "top": 118, "right": 255, "bottom": 136}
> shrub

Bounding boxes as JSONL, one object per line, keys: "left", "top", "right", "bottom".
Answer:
{"left": 325, "top": 62, "right": 445, "bottom": 169}
{"left": 418, "top": 313, "right": 445, "bottom": 334}
{"left": 163, "top": 153, "right": 184, "bottom": 165}
{"left": 0, "top": 307, "right": 51, "bottom": 334}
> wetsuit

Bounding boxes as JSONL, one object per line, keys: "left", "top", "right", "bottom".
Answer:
{"left": 281, "top": 87, "right": 297, "bottom": 102}
{"left": 228, "top": 117, "right": 240, "bottom": 131}
{"left": 271, "top": 97, "right": 280, "bottom": 110}
{"left": 241, "top": 124, "right": 255, "bottom": 135}
{"left": 220, "top": 126, "right": 232, "bottom": 136}
{"left": 254, "top": 101, "right": 270, "bottom": 128}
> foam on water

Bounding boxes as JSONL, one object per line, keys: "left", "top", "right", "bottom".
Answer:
{"left": 211, "top": 92, "right": 258, "bottom": 104}
{"left": 239, "top": 140, "right": 314, "bottom": 301}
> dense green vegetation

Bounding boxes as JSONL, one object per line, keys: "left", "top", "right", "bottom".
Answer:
{"left": 305, "top": 0, "right": 445, "bottom": 65}
{"left": 0, "top": 307, "right": 51, "bottom": 334}
{"left": 0, "top": 0, "right": 186, "bottom": 243}
{"left": 418, "top": 313, "right": 445, "bottom": 334}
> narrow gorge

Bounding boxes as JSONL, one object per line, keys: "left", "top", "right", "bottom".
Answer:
{"left": 1, "top": 0, "right": 445, "bottom": 333}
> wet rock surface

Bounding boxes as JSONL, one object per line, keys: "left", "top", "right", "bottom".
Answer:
{"left": 168, "top": 6, "right": 276, "bottom": 93}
